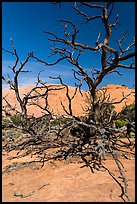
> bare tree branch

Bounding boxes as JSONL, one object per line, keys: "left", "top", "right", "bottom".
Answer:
{"left": 2, "top": 3, "right": 135, "bottom": 201}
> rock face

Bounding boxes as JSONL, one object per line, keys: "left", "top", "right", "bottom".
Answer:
{"left": 100, "top": 84, "right": 135, "bottom": 112}
{"left": 2, "top": 84, "right": 135, "bottom": 117}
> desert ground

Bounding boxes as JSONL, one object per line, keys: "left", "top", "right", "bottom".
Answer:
{"left": 2, "top": 150, "right": 135, "bottom": 202}
{"left": 2, "top": 84, "right": 135, "bottom": 202}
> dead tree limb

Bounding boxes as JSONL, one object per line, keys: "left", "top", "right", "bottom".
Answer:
{"left": 2, "top": 2, "right": 135, "bottom": 201}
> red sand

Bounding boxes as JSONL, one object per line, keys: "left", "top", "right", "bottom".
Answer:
{"left": 2, "top": 151, "right": 135, "bottom": 202}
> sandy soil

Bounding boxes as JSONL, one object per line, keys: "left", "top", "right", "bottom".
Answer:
{"left": 2, "top": 151, "right": 135, "bottom": 202}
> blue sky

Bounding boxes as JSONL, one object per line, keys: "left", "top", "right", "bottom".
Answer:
{"left": 2, "top": 2, "right": 135, "bottom": 90}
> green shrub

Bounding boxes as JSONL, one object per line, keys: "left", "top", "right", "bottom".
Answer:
{"left": 10, "top": 115, "right": 22, "bottom": 126}
{"left": 119, "top": 103, "right": 135, "bottom": 123}
{"left": 51, "top": 117, "right": 71, "bottom": 127}
{"left": 51, "top": 120, "right": 60, "bottom": 126}
{"left": 130, "top": 131, "right": 135, "bottom": 138}
{"left": 121, "top": 103, "right": 135, "bottom": 114}
{"left": 115, "top": 119, "right": 128, "bottom": 127}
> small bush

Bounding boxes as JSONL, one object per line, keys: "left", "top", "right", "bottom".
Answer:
{"left": 121, "top": 84, "right": 127, "bottom": 87}
{"left": 119, "top": 103, "right": 135, "bottom": 123}
{"left": 115, "top": 119, "right": 128, "bottom": 127}
{"left": 121, "top": 103, "right": 135, "bottom": 114}
{"left": 51, "top": 117, "right": 71, "bottom": 127}
{"left": 10, "top": 115, "right": 22, "bottom": 126}
{"left": 130, "top": 131, "right": 135, "bottom": 138}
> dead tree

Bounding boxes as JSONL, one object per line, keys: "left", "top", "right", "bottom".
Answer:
{"left": 2, "top": 2, "right": 135, "bottom": 202}
{"left": 39, "top": 2, "right": 134, "bottom": 201}
{"left": 40, "top": 2, "right": 135, "bottom": 123}
{"left": 2, "top": 37, "right": 66, "bottom": 138}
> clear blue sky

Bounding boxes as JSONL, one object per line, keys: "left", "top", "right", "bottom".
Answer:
{"left": 2, "top": 2, "right": 135, "bottom": 90}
